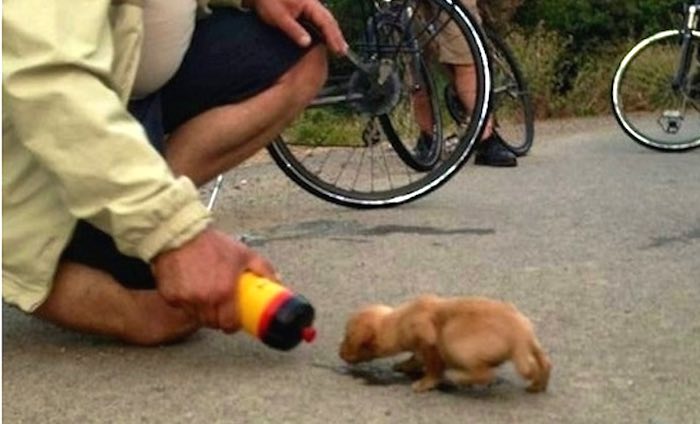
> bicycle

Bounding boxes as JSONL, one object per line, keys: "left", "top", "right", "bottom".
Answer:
{"left": 445, "top": 23, "right": 534, "bottom": 156}
{"left": 611, "top": 1, "right": 700, "bottom": 152}
{"left": 262, "top": 0, "right": 492, "bottom": 208}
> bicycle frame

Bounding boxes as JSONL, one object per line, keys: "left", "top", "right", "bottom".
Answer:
{"left": 309, "top": 0, "right": 473, "bottom": 109}
{"left": 672, "top": 1, "right": 699, "bottom": 91}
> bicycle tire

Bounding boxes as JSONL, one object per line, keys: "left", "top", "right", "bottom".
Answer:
{"left": 483, "top": 26, "right": 535, "bottom": 156}
{"left": 268, "top": 0, "right": 491, "bottom": 209}
{"left": 611, "top": 29, "right": 700, "bottom": 152}
{"left": 379, "top": 64, "right": 443, "bottom": 172}
{"left": 371, "top": 13, "right": 444, "bottom": 172}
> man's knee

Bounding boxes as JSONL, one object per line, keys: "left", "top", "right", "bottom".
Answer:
{"left": 279, "top": 45, "right": 329, "bottom": 107}
{"left": 304, "top": 44, "right": 330, "bottom": 84}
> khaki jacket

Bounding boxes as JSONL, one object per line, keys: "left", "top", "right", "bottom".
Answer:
{"left": 2, "top": 0, "right": 241, "bottom": 311}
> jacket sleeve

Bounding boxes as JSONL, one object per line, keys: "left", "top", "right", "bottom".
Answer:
{"left": 2, "top": 0, "right": 212, "bottom": 261}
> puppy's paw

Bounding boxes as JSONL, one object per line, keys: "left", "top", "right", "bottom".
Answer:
{"left": 393, "top": 356, "right": 423, "bottom": 376}
{"left": 411, "top": 376, "right": 439, "bottom": 393}
{"left": 526, "top": 381, "right": 547, "bottom": 393}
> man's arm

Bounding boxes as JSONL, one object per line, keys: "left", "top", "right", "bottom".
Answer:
{"left": 4, "top": 0, "right": 280, "bottom": 331}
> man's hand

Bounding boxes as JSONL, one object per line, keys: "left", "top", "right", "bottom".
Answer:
{"left": 249, "top": 0, "right": 348, "bottom": 56}
{"left": 151, "top": 228, "right": 276, "bottom": 332}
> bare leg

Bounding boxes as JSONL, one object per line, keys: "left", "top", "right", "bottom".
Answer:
{"left": 413, "top": 88, "right": 435, "bottom": 135}
{"left": 452, "top": 64, "right": 493, "bottom": 139}
{"left": 453, "top": 63, "right": 516, "bottom": 166}
{"left": 165, "top": 45, "right": 329, "bottom": 186}
{"left": 34, "top": 262, "right": 200, "bottom": 346}
{"left": 412, "top": 64, "right": 493, "bottom": 139}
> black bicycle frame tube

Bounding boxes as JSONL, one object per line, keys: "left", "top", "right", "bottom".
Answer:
{"left": 672, "top": 3, "right": 699, "bottom": 91}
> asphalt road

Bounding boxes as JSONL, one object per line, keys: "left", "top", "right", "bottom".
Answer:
{"left": 4, "top": 116, "right": 700, "bottom": 423}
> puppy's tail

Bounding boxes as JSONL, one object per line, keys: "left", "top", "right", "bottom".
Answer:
{"left": 513, "top": 338, "right": 551, "bottom": 393}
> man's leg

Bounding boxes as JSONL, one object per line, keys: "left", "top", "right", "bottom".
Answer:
{"left": 411, "top": 3, "right": 515, "bottom": 167}
{"left": 451, "top": 64, "right": 517, "bottom": 167}
{"left": 452, "top": 64, "right": 493, "bottom": 138}
{"left": 35, "top": 262, "right": 199, "bottom": 346}
{"left": 165, "top": 45, "right": 327, "bottom": 185}
{"left": 413, "top": 63, "right": 516, "bottom": 166}
{"left": 161, "top": 9, "right": 328, "bottom": 185}
{"left": 431, "top": 0, "right": 517, "bottom": 167}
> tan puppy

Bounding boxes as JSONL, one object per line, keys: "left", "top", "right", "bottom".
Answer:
{"left": 339, "top": 295, "right": 551, "bottom": 393}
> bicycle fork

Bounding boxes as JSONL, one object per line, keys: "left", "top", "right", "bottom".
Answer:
{"left": 671, "top": 4, "right": 698, "bottom": 92}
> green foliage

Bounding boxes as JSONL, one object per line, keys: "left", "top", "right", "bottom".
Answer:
{"left": 505, "top": 25, "right": 641, "bottom": 118}
{"left": 556, "top": 44, "right": 630, "bottom": 116}
{"left": 515, "top": 0, "right": 683, "bottom": 53}
{"left": 504, "top": 25, "right": 569, "bottom": 117}
{"left": 287, "top": 109, "right": 365, "bottom": 147}
{"left": 506, "top": 0, "right": 686, "bottom": 114}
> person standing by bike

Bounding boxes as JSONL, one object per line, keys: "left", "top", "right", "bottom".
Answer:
{"left": 415, "top": 0, "right": 518, "bottom": 167}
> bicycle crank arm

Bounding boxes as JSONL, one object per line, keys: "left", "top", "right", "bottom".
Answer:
{"left": 310, "top": 93, "right": 364, "bottom": 107}
{"left": 297, "top": 17, "right": 384, "bottom": 84}
{"left": 297, "top": 17, "right": 373, "bottom": 76}
{"left": 345, "top": 48, "right": 373, "bottom": 74}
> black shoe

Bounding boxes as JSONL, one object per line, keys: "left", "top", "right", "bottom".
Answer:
{"left": 474, "top": 133, "right": 517, "bottom": 167}
{"left": 414, "top": 132, "right": 438, "bottom": 164}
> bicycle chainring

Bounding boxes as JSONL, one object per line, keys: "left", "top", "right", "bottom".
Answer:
{"left": 348, "top": 59, "right": 402, "bottom": 116}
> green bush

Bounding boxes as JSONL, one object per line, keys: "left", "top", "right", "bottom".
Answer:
{"left": 505, "top": 27, "right": 641, "bottom": 118}
{"left": 558, "top": 45, "right": 629, "bottom": 116}
{"left": 504, "top": 25, "right": 570, "bottom": 118}
{"left": 515, "top": 0, "right": 683, "bottom": 52}
{"left": 504, "top": 0, "right": 686, "bottom": 116}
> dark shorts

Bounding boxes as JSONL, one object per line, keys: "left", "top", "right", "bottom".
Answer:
{"left": 60, "top": 9, "right": 311, "bottom": 289}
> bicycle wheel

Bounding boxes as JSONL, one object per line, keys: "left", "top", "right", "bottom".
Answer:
{"left": 612, "top": 29, "right": 700, "bottom": 151}
{"left": 268, "top": 0, "right": 491, "bottom": 208}
{"left": 443, "top": 26, "right": 533, "bottom": 156}
{"left": 484, "top": 26, "right": 534, "bottom": 156}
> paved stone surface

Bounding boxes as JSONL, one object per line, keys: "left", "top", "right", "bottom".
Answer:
{"left": 4, "top": 116, "right": 700, "bottom": 423}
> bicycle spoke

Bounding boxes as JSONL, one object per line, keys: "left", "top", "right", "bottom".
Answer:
{"left": 377, "top": 139, "right": 396, "bottom": 190}
{"left": 331, "top": 146, "right": 358, "bottom": 188}
{"left": 351, "top": 141, "right": 368, "bottom": 191}
{"left": 312, "top": 146, "right": 335, "bottom": 180}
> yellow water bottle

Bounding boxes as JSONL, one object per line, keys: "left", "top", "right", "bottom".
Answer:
{"left": 237, "top": 272, "right": 316, "bottom": 351}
